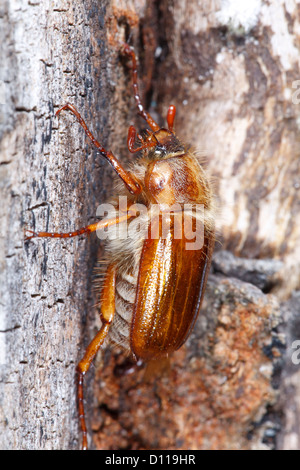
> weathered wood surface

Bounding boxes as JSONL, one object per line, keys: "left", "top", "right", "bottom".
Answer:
{"left": 0, "top": 0, "right": 299, "bottom": 450}
{"left": 0, "top": 0, "right": 114, "bottom": 450}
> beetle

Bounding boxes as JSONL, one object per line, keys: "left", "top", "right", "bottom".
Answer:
{"left": 25, "top": 43, "right": 215, "bottom": 450}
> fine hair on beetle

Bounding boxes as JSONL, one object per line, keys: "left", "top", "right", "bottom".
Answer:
{"left": 95, "top": 197, "right": 213, "bottom": 251}
{"left": 25, "top": 42, "right": 216, "bottom": 450}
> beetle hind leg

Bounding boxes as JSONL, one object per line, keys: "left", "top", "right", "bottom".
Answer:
{"left": 77, "top": 264, "right": 116, "bottom": 450}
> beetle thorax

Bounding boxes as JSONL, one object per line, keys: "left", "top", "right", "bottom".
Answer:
{"left": 144, "top": 152, "right": 211, "bottom": 206}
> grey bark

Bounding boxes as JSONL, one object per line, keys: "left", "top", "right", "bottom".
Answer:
{"left": 0, "top": 0, "right": 299, "bottom": 450}
{"left": 0, "top": 0, "right": 114, "bottom": 450}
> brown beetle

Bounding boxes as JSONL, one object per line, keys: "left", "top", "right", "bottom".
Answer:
{"left": 26, "top": 43, "right": 215, "bottom": 450}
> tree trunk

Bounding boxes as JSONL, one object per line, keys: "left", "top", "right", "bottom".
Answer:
{"left": 0, "top": 0, "right": 299, "bottom": 450}
{"left": 155, "top": 0, "right": 300, "bottom": 299}
{"left": 0, "top": 0, "right": 115, "bottom": 450}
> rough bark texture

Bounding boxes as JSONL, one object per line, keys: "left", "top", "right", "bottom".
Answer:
{"left": 0, "top": 0, "right": 299, "bottom": 450}
{"left": 0, "top": 0, "right": 114, "bottom": 450}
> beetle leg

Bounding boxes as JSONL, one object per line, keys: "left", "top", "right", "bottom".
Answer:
{"left": 24, "top": 211, "right": 135, "bottom": 241}
{"left": 121, "top": 43, "right": 160, "bottom": 132}
{"left": 56, "top": 103, "right": 141, "bottom": 195}
{"left": 77, "top": 263, "right": 116, "bottom": 450}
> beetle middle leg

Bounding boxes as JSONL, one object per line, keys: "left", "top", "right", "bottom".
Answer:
{"left": 24, "top": 211, "right": 135, "bottom": 241}
{"left": 77, "top": 263, "right": 116, "bottom": 450}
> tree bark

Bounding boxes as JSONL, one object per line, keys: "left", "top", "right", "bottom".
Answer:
{"left": 0, "top": 0, "right": 299, "bottom": 450}
{"left": 154, "top": 0, "right": 300, "bottom": 299}
{"left": 0, "top": 0, "right": 115, "bottom": 450}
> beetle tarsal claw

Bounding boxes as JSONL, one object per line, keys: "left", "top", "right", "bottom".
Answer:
{"left": 24, "top": 227, "right": 38, "bottom": 241}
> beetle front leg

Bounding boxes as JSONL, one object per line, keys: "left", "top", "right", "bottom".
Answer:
{"left": 77, "top": 264, "right": 116, "bottom": 450}
{"left": 56, "top": 103, "right": 141, "bottom": 195}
